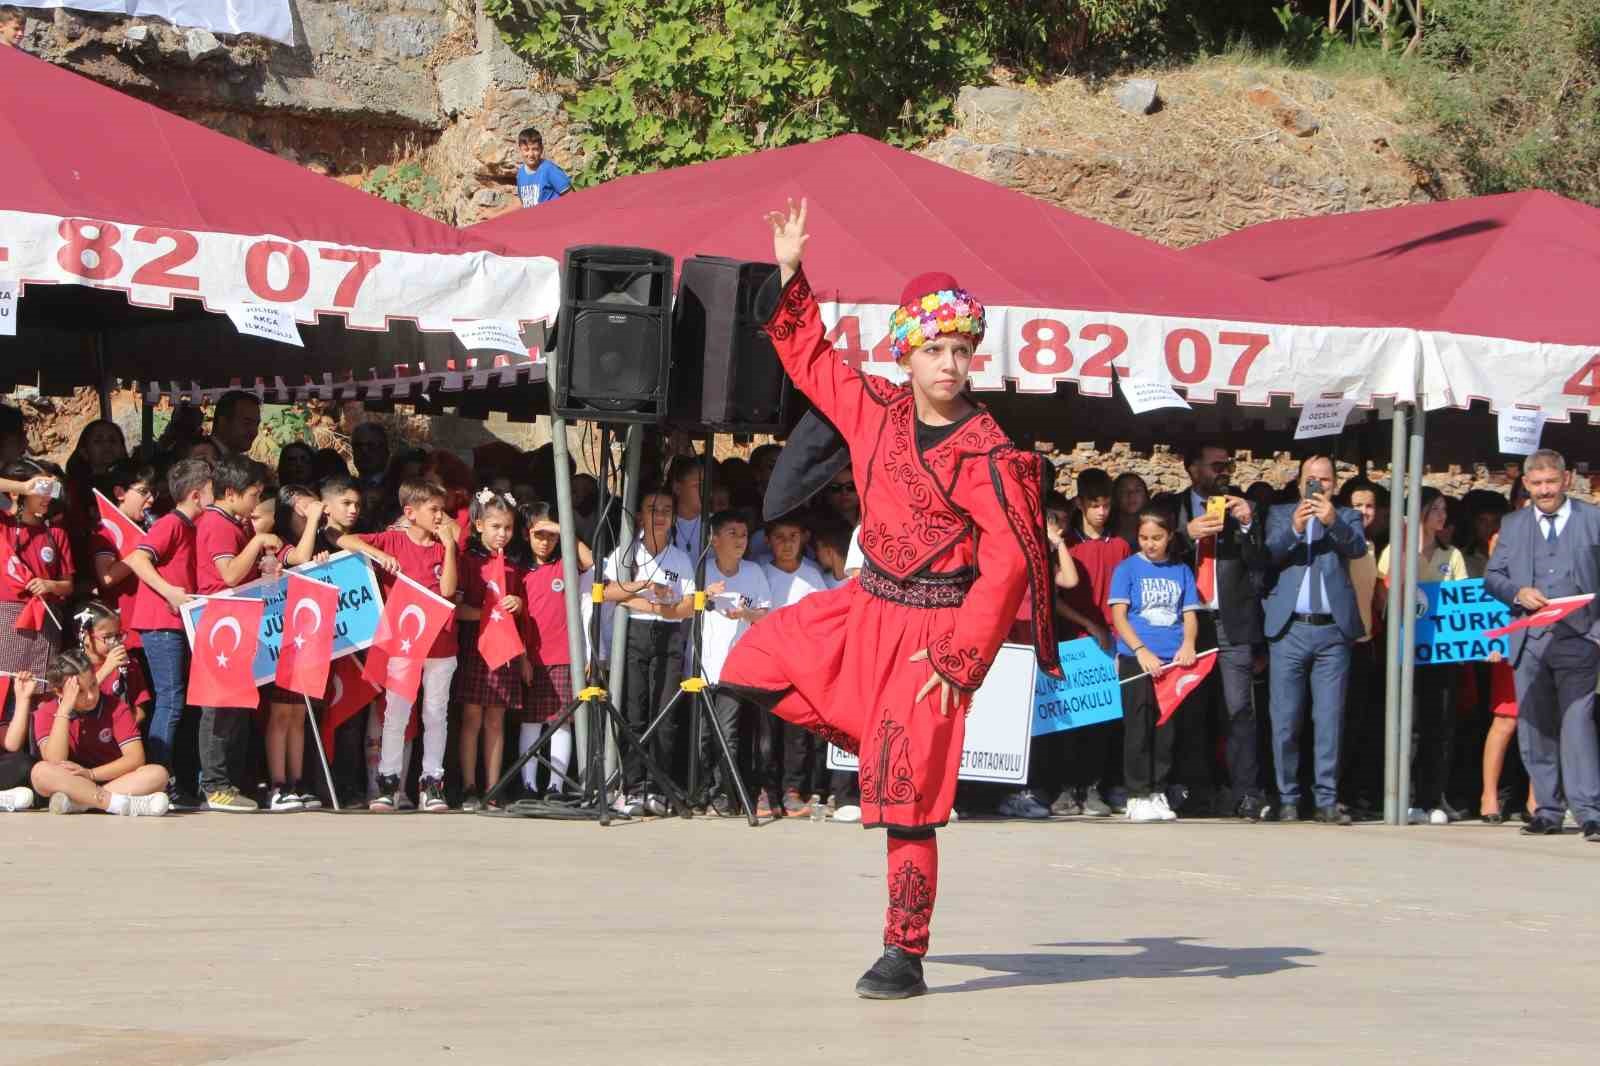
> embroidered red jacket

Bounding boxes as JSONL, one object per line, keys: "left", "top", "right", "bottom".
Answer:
{"left": 766, "top": 270, "right": 1061, "bottom": 689}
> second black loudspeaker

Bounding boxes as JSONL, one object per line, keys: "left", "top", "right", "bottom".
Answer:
{"left": 670, "top": 256, "right": 791, "bottom": 433}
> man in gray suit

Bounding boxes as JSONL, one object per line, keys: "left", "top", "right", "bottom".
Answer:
{"left": 1263, "top": 456, "right": 1367, "bottom": 825}
{"left": 1484, "top": 449, "right": 1600, "bottom": 842}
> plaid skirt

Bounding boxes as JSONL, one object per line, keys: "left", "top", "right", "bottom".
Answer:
{"left": 0, "top": 600, "right": 60, "bottom": 675}
{"left": 458, "top": 646, "right": 525, "bottom": 711}
{"left": 520, "top": 663, "right": 571, "bottom": 724}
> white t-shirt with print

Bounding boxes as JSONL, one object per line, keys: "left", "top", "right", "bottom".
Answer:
{"left": 604, "top": 538, "right": 696, "bottom": 624}
{"left": 699, "top": 558, "right": 772, "bottom": 683}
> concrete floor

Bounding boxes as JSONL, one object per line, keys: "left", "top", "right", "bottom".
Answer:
{"left": 5, "top": 810, "right": 1596, "bottom": 1066}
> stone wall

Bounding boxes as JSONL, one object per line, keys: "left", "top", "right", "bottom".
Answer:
{"left": 15, "top": 0, "right": 575, "bottom": 223}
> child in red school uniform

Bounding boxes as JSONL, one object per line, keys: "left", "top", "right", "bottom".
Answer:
{"left": 123, "top": 458, "right": 214, "bottom": 801}
{"left": 259, "top": 484, "right": 337, "bottom": 811}
{"left": 89, "top": 461, "right": 157, "bottom": 659}
{"left": 26, "top": 650, "right": 170, "bottom": 816}
{"left": 74, "top": 600, "right": 152, "bottom": 725}
{"left": 455, "top": 490, "right": 525, "bottom": 810}
{"left": 0, "top": 669, "right": 39, "bottom": 811}
{"left": 0, "top": 460, "right": 75, "bottom": 678}
{"left": 189, "top": 454, "right": 282, "bottom": 813}
{"left": 518, "top": 501, "right": 593, "bottom": 798}
{"left": 338, "top": 477, "right": 458, "bottom": 813}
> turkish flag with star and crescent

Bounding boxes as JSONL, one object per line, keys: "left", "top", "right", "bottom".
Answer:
{"left": 93, "top": 489, "right": 144, "bottom": 561}
{"left": 362, "top": 572, "right": 455, "bottom": 702}
{"left": 318, "top": 654, "right": 381, "bottom": 762}
{"left": 477, "top": 553, "right": 525, "bottom": 671}
{"left": 186, "top": 596, "right": 266, "bottom": 708}
{"left": 276, "top": 573, "right": 340, "bottom": 699}
{"left": 1154, "top": 650, "right": 1217, "bottom": 726}
{"left": 1482, "top": 594, "right": 1595, "bottom": 639}
{"left": 0, "top": 527, "right": 45, "bottom": 634}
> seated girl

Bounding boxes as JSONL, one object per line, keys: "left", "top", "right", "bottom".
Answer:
{"left": 26, "top": 649, "right": 170, "bottom": 816}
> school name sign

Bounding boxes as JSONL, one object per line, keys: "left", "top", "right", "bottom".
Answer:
{"left": 1413, "top": 579, "right": 1510, "bottom": 665}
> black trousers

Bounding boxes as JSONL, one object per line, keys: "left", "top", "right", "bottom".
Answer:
{"left": 1120, "top": 656, "right": 1175, "bottom": 796}
{"left": 0, "top": 751, "right": 35, "bottom": 790}
{"left": 198, "top": 707, "right": 250, "bottom": 794}
{"left": 622, "top": 620, "right": 685, "bottom": 794}
{"left": 699, "top": 690, "right": 744, "bottom": 801}
{"left": 1176, "top": 612, "right": 1263, "bottom": 806}
{"left": 1338, "top": 641, "right": 1382, "bottom": 806}
{"left": 1411, "top": 666, "right": 1458, "bottom": 811}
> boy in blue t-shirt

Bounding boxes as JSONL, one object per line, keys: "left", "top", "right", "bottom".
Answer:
{"left": 1107, "top": 507, "right": 1199, "bottom": 823}
{"left": 513, "top": 127, "right": 571, "bottom": 208}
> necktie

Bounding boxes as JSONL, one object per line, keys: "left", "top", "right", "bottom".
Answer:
{"left": 1544, "top": 514, "right": 1559, "bottom": 545}
{"left": 1307, "top": 519, "right": 1324, "bottom": 613}
{"left": 1195, "top": 536, "right": 1216, "bottom": 603}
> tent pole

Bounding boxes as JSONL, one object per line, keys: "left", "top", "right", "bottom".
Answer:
{"left": 604, "top": 423, "right": 645, "bottom": 784}
{"left": 1396, "top": 403, "right": 1427, "bottom": 824}
{"left": 1382, "top": 404, "right": 1408, "bottom": 826}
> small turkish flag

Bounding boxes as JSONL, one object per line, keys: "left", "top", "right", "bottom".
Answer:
{"left": 0, "top": 533, "right": 43, "bottom": 634}
{"left": 1154, "top": 650, "right": 1217, "bottom": 726}
{"left": 93, "top": 489, "right": 144, "bottom": 561}
{"left": 276, "top": 574, "right": 339, "bottom": 699}
{"left": 318, "top": 654, "right": 380, "bottom": 761}
{"left": 362, "top": 573, "right": 454, "bottom": 702}
{"left": 1483, "top": 594, "right": 1596, "bottom": 639}
{"left": 477, "top": 553, "right": 524, "bottom": 671}
{"left": 186, "top": 596, "right": 266, "bottom": 708}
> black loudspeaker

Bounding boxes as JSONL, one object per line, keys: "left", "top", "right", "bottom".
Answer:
{"left": 553, "top": 245, "right": 674, "bottom": 424}
{"left": 670, "top": 256, "right": 791, "bottom": 434}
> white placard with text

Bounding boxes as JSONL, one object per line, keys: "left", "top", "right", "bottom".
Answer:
{"left": 1294, "top": 395, "right": 1357, "bottom": 440}
{"left": 1497, "top": 407, "right": 1546, "bottom": 456}
{"left": 226, "top": 304, "right": 303, "bottom": 347}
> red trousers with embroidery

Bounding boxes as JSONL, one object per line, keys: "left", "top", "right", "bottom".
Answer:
{"left": 722, "top": 580, "right": 964, "bottom": 953}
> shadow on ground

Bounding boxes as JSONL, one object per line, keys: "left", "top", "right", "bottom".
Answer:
{"left": 927, "top": 936, "right": 1318, "bottom": 994}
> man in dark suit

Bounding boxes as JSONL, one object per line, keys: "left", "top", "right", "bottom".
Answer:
{"left": 1155, "top": 444, "right": 1267, "bottom": 819}
{"left": 1484, "top": 449, "right": 1600, "bottom": 842}
{"left": 1263, "top": 455, "right": 1367, "bottom": 824}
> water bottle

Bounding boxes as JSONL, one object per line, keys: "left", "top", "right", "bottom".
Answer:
{"left": 811, "top": 797, "right": 826, "bottom": 823}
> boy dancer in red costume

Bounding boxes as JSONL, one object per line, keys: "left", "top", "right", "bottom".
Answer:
{"left": 721, "top": 200, "right": 1061, "bottom": 999}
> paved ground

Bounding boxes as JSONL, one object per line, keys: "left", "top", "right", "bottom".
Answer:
{"left": 5, "top": 809, "right": 1597, "bottom": 1065}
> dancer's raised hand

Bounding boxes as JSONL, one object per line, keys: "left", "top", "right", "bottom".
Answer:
{"left": 764, "top": 197, "right": 809, "bottom": 284}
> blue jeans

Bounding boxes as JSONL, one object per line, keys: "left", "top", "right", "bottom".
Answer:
{"left": 140, "top": 629, "right": 188, "bottom": 775}
{"left": 1268, "top": 621, "right": 1350, "bottom": 809}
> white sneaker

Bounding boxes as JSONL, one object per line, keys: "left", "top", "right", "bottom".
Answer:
{"left": 1151, "top": 793, "right": 1178, "bottom": 822}
{"left": 1128, "top": 797, "right": 1163, "bottom": 823}
{"left": 645, "top": 793, "right": 668, "bottom": 816}
{"left": 1428, "top": 808, "right": 1449, "bottom": 826}
{"left": 0, "top": 786, "right": 32, "bottom": 811}
{"left": 832, "top": 803, "right": 862, "bottom": 823}
{"left": 948, "top": 808, "right": 960, "bottom": 824}
{"left": 49, "top": 792, "right": 88, "bottom": 815}
{"left": 121, "top": 792, "right": 170, "bottom": 818}
{"left": 269, "top": 787, "right": 304, "bottom": 813}
{"left": 1406, "top": 807, "right": 1428, "bottom": 825}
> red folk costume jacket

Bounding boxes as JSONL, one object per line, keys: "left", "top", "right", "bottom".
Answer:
{"left": 767, "top": 270, "right": 1062, "bottom": 689}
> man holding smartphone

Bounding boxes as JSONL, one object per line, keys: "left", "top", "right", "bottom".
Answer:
{"left": 1262, "top": 456, "right": 1368, "bottom": 824}
{"left": 1155, "top": 445, "right": 1267, "bottom": 820}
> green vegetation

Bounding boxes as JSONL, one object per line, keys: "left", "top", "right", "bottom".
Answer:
{"left": 361, "top": 162, "right": 443, "bottom": 213}
{"left": 1402, "top": 0, "right": 1600, "bottom": 206}
{"left": 485, "top": 0, "right": 1600, "bottom": 207}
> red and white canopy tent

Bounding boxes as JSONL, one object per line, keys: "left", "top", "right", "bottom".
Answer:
{"left": 470, "top": 134, "right": 1422, "bottom": 440}
{"left": 1191, "top": 190, "right": 1600, "bottom": 424}
{"left": 0, "top": 46, "right": 560, "bottom": 409}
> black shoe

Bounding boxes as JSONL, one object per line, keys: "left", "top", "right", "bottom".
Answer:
{"left": 1237, "top": 795, "right": 1265, "bottom": 822}
{"left": 1583, "top": 821, "right": 1600, "bottom": 843}
{"left": 1277, "top": 804, "right": 1301, "bottom": 823}
{"left": 1521, "top": 815, "right": 1564, "bottom": 836}
{"left": 854, "top": 946, "right": 927, "bottom": 1000}
{"left": 1313, "top": 805, "right": 1352, "bottom": 826}
{"left": 1482, "top": 811, "right": 1506, "bottom": 825}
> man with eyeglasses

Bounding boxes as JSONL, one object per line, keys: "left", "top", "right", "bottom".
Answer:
{"left": 822, "top": 467, "right": 860, "bottom": 526}
{"left": 1154, "top": 443, "right": 1267, "bottom": 820}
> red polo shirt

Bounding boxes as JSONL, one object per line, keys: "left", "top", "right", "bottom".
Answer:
{"left": 358, "top": 529, "right": 456, "bottom": 657}
{"left": 130, "top": 510, "right": 197, "bottom": 633}
{"left": 90, "top": 525, "right": 145, "bottom": 650}
{"left": 0, "top": 512, "right": 74, "bottom": 603}
{"left": 195, "top": 505, "right": 251, "bottom": 594}
{"left": 1063, "top": 528, "right": 1132, "bottom": 633}
{"left": 521, "top": 560, "right": 591, "bottom": 668}
{"left": 32, "top": 691, "right": 140, "bottom": 768}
